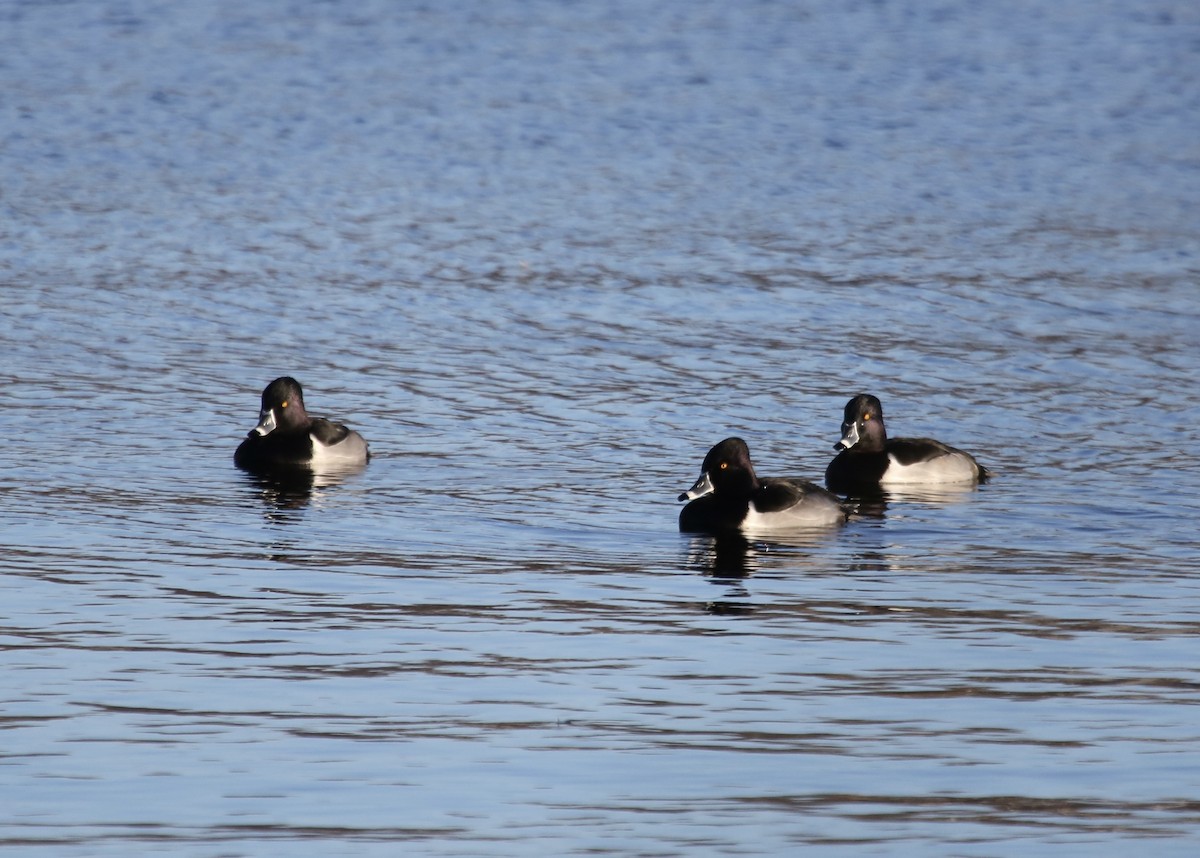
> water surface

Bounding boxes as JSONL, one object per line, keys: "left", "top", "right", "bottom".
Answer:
{"left": 2, "top": 1, "right": 1199, "bottom": 855}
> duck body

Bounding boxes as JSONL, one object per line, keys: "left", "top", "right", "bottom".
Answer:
{"left": 234, "top": 376, "right": 369, "bottom": 471}
{"left": 825, "top": 394, "right": 985, "bottom": 493}
{"left": 680, "top": 437, "right": 847, "bottom": 535}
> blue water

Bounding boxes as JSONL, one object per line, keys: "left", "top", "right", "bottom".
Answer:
{"left": 2, "top": 1, "right": 1199, "bottom": 855}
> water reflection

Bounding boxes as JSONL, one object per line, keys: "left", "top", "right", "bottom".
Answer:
{"left": 843, "top": 482, "right": 986, "bottom": 518}
{"left": 703, "top": 595, "right": 756, "bottom": 617}
{"left": 4, "top": 0, "right": 1198, "bottom": 852}
{"left": 684, "top": 533, "right": 758, "bottom": 579}
{"left": 683, "top": 528, "right": 843, "bottom": 579}
{"left": 237, "top": 463, "right": 366, "bottom": 520}
{"left": 683, "top": 535, "right": 759, "bottom": 615}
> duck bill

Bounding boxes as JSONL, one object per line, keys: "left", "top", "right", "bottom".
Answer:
{"left": 251, "top": 408, "right": 278, "bottom": 437}
{"left": 834, "top": 421, "right": 860, "bottom": 451}
{"left": 679, "top": 471, "right": 715, "bottom": 502}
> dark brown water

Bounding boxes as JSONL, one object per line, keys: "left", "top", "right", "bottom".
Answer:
{"left": 2, "top": 1, "right": 1199, "bottom": 855}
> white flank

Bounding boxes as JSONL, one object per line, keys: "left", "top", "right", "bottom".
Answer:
{"left": 880, "top": 452, "right": 978, "bottom": 485}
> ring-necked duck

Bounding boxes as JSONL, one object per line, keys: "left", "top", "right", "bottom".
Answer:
{"left": 825, "top": 394, "right": 986, "bottom": 492}
{"left": 234, "top": 376, "right": 369, "bottom": 470}
{"left": 679, "top": 437, "right": 847, "bottom": 534}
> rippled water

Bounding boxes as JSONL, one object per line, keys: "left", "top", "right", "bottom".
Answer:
{"left": 3, "top": 1, "right": 1199, "bottom": 855}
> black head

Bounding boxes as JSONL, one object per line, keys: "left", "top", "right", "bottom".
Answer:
{"left": 250, "top": 376, "right": 309, "bottom": 436}
{"left": 261, "top": 376, "right": 305, "bottom": 410}
{"left": 679, "top": 437, "right": 760, "bottom": 501}
{"left": 834, "top": 393, "right": 887, "bottom": 452}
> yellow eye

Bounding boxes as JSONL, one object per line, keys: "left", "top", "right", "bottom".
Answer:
{"left": 719, "top": 462, "right": 728, "bottom": 470}
{"left": 863, "top": 413, "right": 872, "bottom": 421}
{"left": 281, "top": 401, "right": 288, "bottom": 408}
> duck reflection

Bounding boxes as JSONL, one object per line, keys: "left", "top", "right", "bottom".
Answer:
{"left": 238, "top": 462, "right": 366, "bottom": 520}
{"left": 684, "top": 533, "right": 759, "bottom": 579}
{"left": 685, "top": 534, "right": 757, "bottom": 615}
{"left": 840, "top": 481, "right": 986, "bottom": 519}
{"left": 684, "top": 530, "right": 845, "bottom": 617}
{"left": 684, "top": 527, "right": 842, "bottom": 579}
